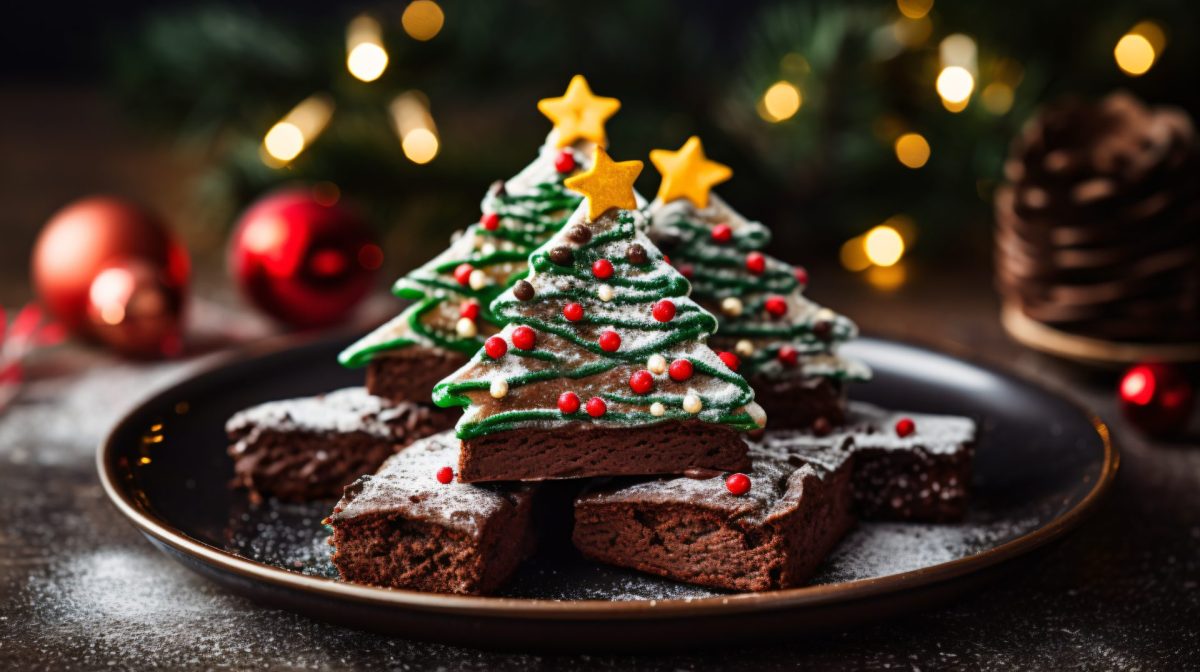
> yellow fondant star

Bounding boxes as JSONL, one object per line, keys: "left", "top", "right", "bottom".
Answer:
{"left": 564, "top": 147, "right": 643, "bottom": 220}
{"left": 649, "top": 136, "right": 732, "bottom": 208}
{"left": 537, "top": 75, "right": 621, "bottom": 148}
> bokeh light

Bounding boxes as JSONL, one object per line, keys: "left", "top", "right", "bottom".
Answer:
{"left": 981, "top": 82, "right": 1014, "bottom": 114}
{"left": 894, "top": 133, "right": 931, "bottom": 169}
{"left": 391, "top": 92, "right": 440, "bottom": 164}
{"left": 261, "top": 94, "right": 334, "bottom": 166}
{"left": 402, "top": 128, "right": 439, "bottom": 164}
{"left": 1114, "top": 33, "right": 1156, "bottom": 76}
{"left": 346, "top": 15, "right": 389, "bottom": 82}
{"left": 263, "top": 123, "right": 304, "bottom": 163}
{"left": 936, "top": 66, "right": 975, "bottom": 105}
{"left": 402, "top": 1, "right": 445, "bottom": 41}
{"left": 864, "top": 225, "right": 906, "bottom": 267}
{"left": 759, "top": 81, "right": 802, "bottom": 122}
{"left": 896, "top": 0, "right": 933, "bottom": 20}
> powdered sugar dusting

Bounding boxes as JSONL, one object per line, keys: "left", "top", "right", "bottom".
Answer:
{"left": 225, "top": 386, "right": 409, "bottom": 439}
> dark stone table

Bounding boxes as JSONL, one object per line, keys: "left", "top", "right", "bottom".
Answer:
{"left": 2, "top": 275, "right": 1197, "bottom": 670}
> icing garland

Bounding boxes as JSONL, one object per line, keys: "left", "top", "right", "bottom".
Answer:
{"left": 433, "top": 205, "right": 764, "bottom": 439}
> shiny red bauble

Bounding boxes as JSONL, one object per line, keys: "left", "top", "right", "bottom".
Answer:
{"left": 1119, "top": 363, "right": 1195, "bottom": 436}
{"left": 629, "top": 370, "right": 655, "bottom": 395}
{"left": 586, "top": 396, "right": 607, "bottom": 417}
{"left": 598, "top": 330, "right": 621, "bottom": 352}
{"left": 668, "top": 358, "right": 693, "bottom": 382}
{"left": 85, "top": 258, "right": 186, "bottom": 358}
{"left": 558, "top": 391, "right": 581, "bottom": 414}
{"left": 32, "top": 196, "right": 190, "bottom": 337}
{"left": 511, "top": 326, "right": 537, "bottom": 351}
{"left": 725, "top": 472, "right": 751, "bottom": 496}
{"left": 229, "top": 189, "right": 381, "bottom": 329}
{"left": 484, "top": 336, "right": 508, "bottom": 359}
{"left": 652, "top": 299, "right": 676, "bottom": 322}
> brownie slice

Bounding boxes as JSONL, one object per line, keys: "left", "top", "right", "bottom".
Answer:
{"left": 328, "top": 431, "right": 536, "bottom": 595}
{"left": 749, "top": 373, "right": 847, "bottom": 430}
{"left": 366, "top": 347, "right": 469, "bottom": 404}
{"left": 761, "top": 402, "right": 976, "bottom": 522}
{"left": 458, "top": 421, "right": 751, "bottom": 483}
{"left": 226, "top": 387, "right": 456, "bottom": 502}
{"left": 572, "top": 438, "right": 855, "bottom": 592}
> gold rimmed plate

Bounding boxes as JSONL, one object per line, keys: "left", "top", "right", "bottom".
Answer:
{"left": 98, "top": 335, "right": 1116, "bottom": 651}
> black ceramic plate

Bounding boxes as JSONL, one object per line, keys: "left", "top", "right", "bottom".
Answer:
{"left": 98, "top": 335, "right": 1116, "bottom": 651}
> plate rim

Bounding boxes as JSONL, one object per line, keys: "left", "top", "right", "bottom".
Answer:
{"left": 97, "top": 333, "right": 1119, "bottom": 621}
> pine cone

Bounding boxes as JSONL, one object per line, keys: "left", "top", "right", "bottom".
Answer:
{"left": 995, "top": 91, "right": 1200, "bottom": 345}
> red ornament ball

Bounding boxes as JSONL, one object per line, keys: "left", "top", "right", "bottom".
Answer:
{"left": 669, "top": 358, "right": 694, "bottom": 382}
{"left": 725, "top": 472, "right": 751, "bottom": 496}
{"left": 794, "top": 266, "right": 809, "bottom": 286}
{"left": 592, "top": 259, "right": 614, "bottom": 279}
{"left": 484, "top": 336, "right": 508, "bottom": 359}
{"left": 586, "top": 396, "right": 608, "bottom": 418}
{"left": 745, "top": 252, "right": 766, "bottom": 275}
{"left": 436, "top": 466, "right": 454, "bottom": 484}
{"left": 895, "top": 417, "right": 916, "bottom": 437}
{"left": 764, "top": 295, "right": 788, "bottom": 318}
{"left": 679, "top": 264, "right": 695, "bottom": 279}
{"left": 85, "top": 259, "right": 185, "bottom": 358}
{"left": 629, "top": 370, "right": 655, "bottom": 395}
{"left": 1119, "top": 363, "right": 1195, "bottom": 436}
{"left": 554, "top": 150, "right": 577, "bottom": 174}
{"left": 711, "top": 223, "right": 733, "bottom": 243}
{"left": 229, "top": 189, "right": 380, "bottom": 328}
{"left": 460, "top": 300, "right": 481, "bottom": 320}
{"left": 511, "top": 326, "right": 537, "bottom": 351}
{"left": 481, "top": 212, "right": 500, "bottom": 231}
{"left": 777, "top": 346, "right": 799, "bottom": 367}
{"left": 598, "top": 330, "right": 621, "bottom": 352}
{"left": 454, "top": 263, "right": 474, "bottom": 286}
{"left": 652, "top": 299, "right": 676, "bottom": 322}
{"left": 563, "top": 302, "right": 584, "bottom": 322}
{"left": 33, "top": 196, "right": 190, "bottom": 336}
{"left": 717, "top": 351, "right": 740, "bottom": 371}
{"left": 558, "top": 391, "right": 581, "bottom": 414}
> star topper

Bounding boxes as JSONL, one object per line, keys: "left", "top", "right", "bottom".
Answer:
{"left": 564, "top": 147, "right": 643, "bottom": 220}
{"left": 649, "top": 136, "right": 732, "bottom": 208}
{"left": 537, "top": 75, "right": 621, "bottom": 148}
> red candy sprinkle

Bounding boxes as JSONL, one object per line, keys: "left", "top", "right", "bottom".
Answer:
{"left": 745, "top": 252, "right": 766, "bottom": 275}
{"left": 718, "top": 351, "right": 740, "bottom": 371}
{"left": 481, "top": 213, "right": 500, "bottom": 231}
{"left": 558, "top": 391, "right": 581, "bottom": 414}
{"left": 598, "top": 330, "right": 621, "bottom": 352}
{"left": 725, "top": 472, "right": 751, "bottom": 496}
{"left": 777, "top": 346, "right": 799, "bottom": 366}
{"left": 484, "top": 336, "right": 508, "bottom": 359}
{"left": 511, "top": 326, "right": 537, "bottom": 351}
{"left": 652, "top": 299, "right": 676, "bottom": 322}
{"left": 586, "top": 396, "right": 607, "bottom": 417}
{"left": 679, "top": 264, "right": 695, "bottom": 279}
{"left": 629, "top": 370, "right": 655, "bottom": 395}
{"left": 453, "top": 263, "right": 474, "bottom": 286}
{"left": 895, "top": 417, "right": 916, "bottom": 437}
{"left": 764, "top": 295, "right": 788, "bottom": 318}
{"left": 668, "top": 358, "right": 694, "bottom": 382}
{"left": 794, "top": 266, "right": 809, "bottom": 286}
{"left": 592, "top": 259, "right": 614, "bottom": 279}
{"left": 554, "top": 150, "right": 576, "bottom": 174}
{"left": 460, "top": 300, "right": 481, "bottom": 320}
{"left": 562, "top": 302, "right": 584, "bottom": 322}
{"left": 711, "top": 223, "right": 733, "bottom": 243}
{"left": 436, "top": 467, "right": 454, "bottom": 484}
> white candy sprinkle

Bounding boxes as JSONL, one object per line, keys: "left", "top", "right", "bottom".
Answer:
{"left": 721, "top": 297, "right": 743, "bottom": 316}
{"left": 480, "top": 242, "right": 497, "bottom": 256}
{"left": 598, "top": 285, "right": 614, "bottom": 302}
{"left": 815, "top": 307, "right": 836, "bottom": 322}
{"left": 650, "top": 402, "right": 666, "bottom": 417}
{"left": 749, "top": 404, "right": 767, "bottom": 427}
{"left": 455, "top": 317, "right": 477, "bottom": 338}
{"left": 735, "top": 339, "right": 755, "bottom": 356}
{"left": 683, "top": 394, "right": 703, "bottom": 414}
{"left": 489, "top": 379, "right": 509, "bottom": 398}
{"left": 647, "top": 354, "right": 667, "bottom": 375}
{"left": 469, "top": 269, "right": 489, "bottom": 290}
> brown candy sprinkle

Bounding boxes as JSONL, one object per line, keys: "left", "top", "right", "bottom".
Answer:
{"left": 513, "top": 280, "right": 535, "bottom": 301}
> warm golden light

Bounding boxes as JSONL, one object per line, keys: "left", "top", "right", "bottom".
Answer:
{"left": 864, "top": 225, "right": 906, "bottom": 267}
{"left": 936, "top": 66, "right": 975, "bottom": 105}
{"left": 939, "top": 34, "right": 977, "bottom": 69}
{"left": 1114, "top": 33, "right": 1156, "bottom": 76}
{"left": 261, "top": 94, "right": 334, "bottom": 166}
{"left": 759, "top": 81, "right": 802, "bottom": 122}
{"left": 840, "top": 236, "right": 871, "bottom": 272}
{"left": 866, "top": 263, "right": 908, "bottom": 292}
{"left": 402, "top": 1, "right": 445, "bottom": 41}
{"left": 391, "top": 92, "right": 440, "bottom": 164}
{"left": 896, "top": 0, "right": 933, "bottom": 19}
{"left": 892, "top": 16, "right": 933, "bottom": 47}
{"left": 347, "top": 15, "right": 389, "bottom": 82}
{"left": 894, "top": 133, "right": 931, "bottom": 169}
{"left": 1132, "top": 20, "right": 1166, "bottom": 53}
{"left": 981, "top": 82, "right": 1014, "bottom": 114}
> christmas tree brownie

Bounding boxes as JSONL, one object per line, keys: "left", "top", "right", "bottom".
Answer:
{"left": 646, "top": 137, "right": 870, "bottom": 429}
{"left": 433, "top": 147, "right": 766, "bottom": 482}
{"left": 338, "top": 75, "right": 619, "bottom": 403}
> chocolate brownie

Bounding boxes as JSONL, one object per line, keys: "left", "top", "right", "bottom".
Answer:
{"left": 327, "top": 431, "right": 536, "bottom": 595}
{"left": 572, "top": 437, "right": 855, "bottom": 592}
{"left": 457, "top": 421, "right": 751, "bottom": 483}
{"left": 761, "top": 402, "right": 975, "bottom": 522}
{"left": 226, "top": 387, "right": 456, "bottom": 502}
{"left": 749, "top": 373, "right": 847, "bottom": 430}
{"left": 365, "top": 347, "right": 469, "bottom": 404}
